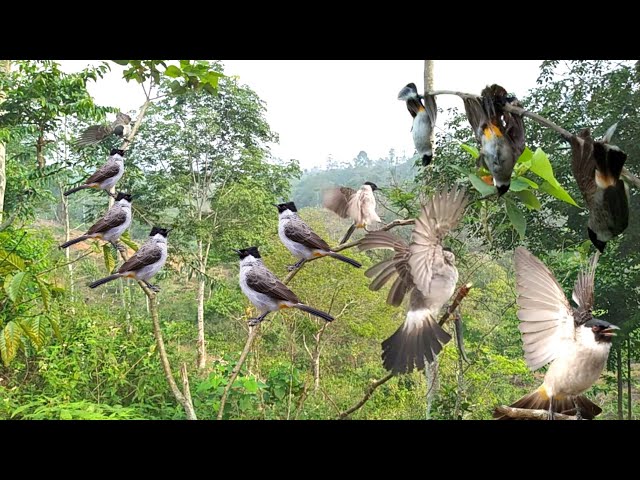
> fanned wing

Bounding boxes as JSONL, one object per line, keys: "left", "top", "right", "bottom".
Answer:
{"left": 462, "top": 96, "right": 487, "bottom": 143}
{"left": 571, "top": 252, "right": 599, "bottom": 323}
{"left": 87, "top": 207, "right": 127, "bottom": 235}
{"left": 408, "top": 188, "right": 468, "bottom": 293}
{"left": 118, "top": 241, "right": 161, "bottom": 274}
{"left": 514, "top": 247, "right": 576, "bottom": 371}
{"left": 322, "top": 186, "right": 356, "bottom": 219}
{"left": 284, "top": 219, "right": 331, "bottom": 251}
{"left": 74, "top": 124, "right": 114, "bottom": 147}
{"left": 84, "top": 160, "right": 120, "bottom": 185}
{"left": 246, "top": 266, "right": 300, "bottom": 304}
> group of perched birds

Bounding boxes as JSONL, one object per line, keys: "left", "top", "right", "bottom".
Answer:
{"left": 61, "top": 79, "right": 631, "bottom": 420}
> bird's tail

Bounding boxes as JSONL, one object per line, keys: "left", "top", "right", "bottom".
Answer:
{"left": 60, "top": 235, "right": 89, "bottom": 249}
{"left": 63, "top": 184, "right": 90, "bottom": 196}
{"left": 339, "top": 223, "right": 357, "bottom": 244}
{"left": 593, "top": 142, "right": 627, "bottom": 187}
{"left": 88, "top": 274, "right": 122, "bottom": 289}
{"left": 381, "top": 310, "right": 452, "bottom": 375}
{"left": 493, "top": 389, "right": 602, "bottom": 420}
{"left": 74, "top": 125, "right": 110, "bottom": 147}
{"left": 326, "top": 252, "right": 361, "bottom": 268}
{"left": 295, "top": 304, "right": 335, "bottom": 323}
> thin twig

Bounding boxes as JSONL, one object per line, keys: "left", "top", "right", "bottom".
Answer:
{"left": 494, "top": 405, "right": 577, "bottom": 420}
{"left": 338, "top": 373, "right": 394, "bottom": 419}
{"left": 438, "top": 283, "right": 473, "bottom": 327}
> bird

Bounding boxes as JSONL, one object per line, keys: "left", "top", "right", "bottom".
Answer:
{"left": 59, "top": 192, "right": 132, "bottom": 251}
{"left": 274, "top": 201, "right": 362, "bottom": 271}
{"left": 569, "top": 124, "right": 629, "bottom": 253}
{"left": 63, "top": 148, "right": 125, "bottom": 197}
{"left": 397, "top": 82, "right": 437, "bottom": 167}
{"left": 493, "top": 247, "right": 618, "bottom": 420}
{"left": 462, "top": 84, "right": 525, "bottom": 196}
{"left": 88, "top": 226, "right": 170, "bottom": 292}
{"left": 358, "top": 188, "right": 468, "bottom": 374}
{"left": 322, "top": 181, "right": 382, "bottom": 244}
{"left": 235, "top": 246, "right": 334, "bottom": 327}
{"left": 74, "top": 112, "right": 132, "bottom": 148}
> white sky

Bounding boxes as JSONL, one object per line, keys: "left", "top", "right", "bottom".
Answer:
{"left": 58, "top": 60, "right": 543, "bottom": 170}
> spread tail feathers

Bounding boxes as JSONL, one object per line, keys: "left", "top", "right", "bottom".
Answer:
{"left": 327, "top": 252, "right": 361, "bottom": 268}
{"left": 381, "top": 311, "right": 452, "bottom": 374}
{"left": 60, "top": 235, "right": 89, "bottom": 249}
{"left": 295, "top": 304, "right": 335, "bottom": 322}
{"left": 63, "top": 184, "right": 90, "bottom": 196}
{"left": 493, "top": 390, "right": 602, "bottom": 420}
{"left": 340, "top": 223, "right": 357, "bottom": 244}
{"left": 89, "top": 274, "right": 122, "bottom": 289}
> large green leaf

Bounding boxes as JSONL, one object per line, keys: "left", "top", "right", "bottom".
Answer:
{"left": 164, "top": 65, "right": 182, "bottom": 78}
{"left": 5, "top": 271, "right": 30, "bottom": 303}
{"left": 540, "top": 181, "right": 579, "bottom": 207}
{"left": 47, "top": 307, "right": 62, "bottom": 341}
{"left": 119, "top": 231, "right": 139, "bottom": 252}
{"left": 35, "top": 277, "right": 51, "bottom": 311}
{"left": 468, "top": 174, "right": 496, "bottom": 196}
{"left": 516, "top": 146, "right": 535, "bottom": 165}
{"left": 0, "top": 321, "right": 22, "bottom": 366}
{"left": 460, "top": 144, "right": 479, "bottom": 159}
{"left": 0, "top": 249, "right": 26, "bottom": 273}
{"left": 515, "top": 190, "right": 542, "bottom": 210}
{"left": 17, "top": 318, "right": 44, "bottom": 349}
{"left": 111, "top": 60, "right": 130, "bottom": 66}
{"left": 508, "top": 178, "right": 533, "bottom": 192}
{"left": 505, "top": 198, "right": 526, "bottom": 239}
{"left": 103, "top": 244, "right": 116, "bottom": 273}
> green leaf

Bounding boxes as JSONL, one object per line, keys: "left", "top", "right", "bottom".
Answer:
{"left": 164, "top": 65, "right": 182, "bottom": 78}
{"left": 539, "top": 181, "right": 579, "bottom": 207}
{"left": 0, "top": 321, "right": 22, "bottom": 366}
{"left": 103, "top": 244, "right": 116, "bottom": 273}
{"left": 505, "top": 198, "right": 526, "bottom": 239}
{"left": 518, "top": 176, "right": 539, "bottom": 189}
{"left": 529, "top": 148, "right": 561, "bottom": 188}
{"left": 59, "top": 410, "right": 73, "bottom": 420}
{"left": 0, "top": 249, "right": 26, "bottom": 273}
{"left": 514, "top": 190, "right": 541, "bottom": 210}
{"left": 5, "top": 271, "right": 30, "bottom": 303}
{"left": 17, "top": 318, "right": 44, "bottom": 348}
{"left": 516, "top": 146, "right": 535, "bottom": 165}
{"left": 47, "top": 307, "right": 62, "bottom": 341}
{"left": 35, "top": 277, "right": 51, "bottom": 311}
{"left": 119, "top": 231, "right": 139, "bottom": 252}
{"left": 460, "top": 143, "right": 479, "bottom": 159}
{"left": 447, "top": 164, "right": 472, "bottom": 176}
{"left": 468, "top": 174, "right": 496, "bottom": 197}
{"left": 111, "top": 60, "right": 130, "bottom": 66}
{"left": 508, "top": 178, "right": 532, "bottom": 192}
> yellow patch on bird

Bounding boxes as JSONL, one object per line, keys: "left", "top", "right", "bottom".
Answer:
{"left": 481, "top": 175, "right": 494, "bottom": 185}
{"left": 90, "top": 184, "right": 99, "bottom": 188}
{"left": 483, "top": 123, "right": 503, "bottom": 138}
{"left": 356, "top": 224, "right": 365, "bottom": 228}
{"left": 417, "top": 105, "right": 426, "bottom": 113}
{"left": 125, "top": 273, "right": 136, "bottom": 278}
{"left": 278, "top": 304, "right": 290, "bottom": 310}
{"left": 555, "top": 393, "right": 566, "bottom": 401}
{"left": 595, "top": 169, "right": 615, "bottom": 189}
{"left": 312, "top": 251, "right": 325, "bottom": 258}
{"left": 537, "top": 385, "right": 549, "bottom": 401}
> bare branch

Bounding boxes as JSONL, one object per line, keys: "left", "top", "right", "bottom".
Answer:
{"left": 338, "top": 373, "right": 395, "bottom": 419}
{"left": 494, "top": 406, "right": 577, "bottom": 420}
{"left": 438, "top": 282, "right": 473, "bottom": 326}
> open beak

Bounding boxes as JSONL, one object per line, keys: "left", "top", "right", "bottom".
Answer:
{"left": 602, "top": 325, "right": 620, "bottom": 337}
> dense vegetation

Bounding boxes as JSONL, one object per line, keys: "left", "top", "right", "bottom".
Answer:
{"left": 0, "top": 60, "right": 638, "bottom": 420}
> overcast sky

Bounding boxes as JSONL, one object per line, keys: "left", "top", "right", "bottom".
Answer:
{"left": 58, "top": 60, "right": 543, "bottom": 170}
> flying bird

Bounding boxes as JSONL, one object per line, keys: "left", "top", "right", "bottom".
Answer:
{"left": 63, "top": 149, "right": 125, "bottom": 197}
{"left": 74, "top": 112, "right": 132, "bottom": 148}
{"left": 358, "top": 188, "right": 468, "bottom": 374}
{"left": 235, "top": 246, "right": 334, "bottom": 326}
{"left": 494, "top": 247, "right": 618, "bottom": 420}
{"left": 463, "top": 84, "right": 525, "bottom": 196}
{"left": 397, "top": 82, "right": 437, "bottom": 166}
{"left": 275, "top": 201, "right": 362, "bottom": 271}
{"left": 569, "top": 124, "right": 629, "bottom": 253}
{"left": 60, "top": 192, "right": 132, "bottom": 251}
{"left": 322, "top": 181, "right": 381, "bottom": 244}
{"left": 88, "top": 226, "right": 170, "bottom": 292}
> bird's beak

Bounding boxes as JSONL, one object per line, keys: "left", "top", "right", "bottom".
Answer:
{"left": 602, "top": 325, "right": 620, "bottom": 337}
{"left": 272, "top": 204, "right": 279, "bottom": 208}
{"left": 232, "top": 249, "right": 241, "bottom": 254}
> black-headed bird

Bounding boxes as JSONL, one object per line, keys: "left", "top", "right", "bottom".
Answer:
{"left": 88, "top": 226, "right": 170, "bottom": 292}
{"left": 494, "top": 247, "right": 618, "bottom": 420}
{"left": 397, "top": 82, "right": 437, "bottom": 167}
{"left": 60, "top": 192, "right": 132, "bottom": 251}
{"left": 570, "top": 125, "right": 629, "bottom": 253}
{"left": 63, "top": 148, "right": 125, "bottom": 196}
{"left": 235, "top": 246, "right": 334, "bottom": 326}
{"left": 74, "top": 112, "right": 132, "bottom": 148}
{"left": 322, "top": 181, "right": 381, "bottom": 244}
{"left": 358, "top": 188, "right": 468, "bottom": 374}
{"left": 463, "top": 84, "right": 525, "bottom": 196}
{"left": 274, "top": 201, "right": 362, "bottom": 271}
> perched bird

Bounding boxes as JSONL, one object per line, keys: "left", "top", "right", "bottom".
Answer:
{"left": 88, "top": 226, "right": 170, "bottom": 292}
{"left": 463, "top": 84, "right": 525, "bottom": 196}
{"left": 397, "top": 82, "right": 437, "bottom": 166}
{"left": 64, "top": 149, "right": 125, "bottom": 197}
{"left": 60, "top": 192, "right": 132, "bottom": 251}
{"left": 74, "top": 112, "right": 132, "bottom": 148}
{"left": 275, "top": 201, "right": 362, "bottom": 271}
{"left": 235, "top": 246, "right": 334, "bottom": 326}
{"left": 322, "top": 181, "right": 382, "bottom": 244}
{"left": 570, "top": 125, "right": 629, "bottom": 253}
{"left": 494, "top": 248, "right": 618, "bottom": 420}
{"left": 358, "top": 188, "right": 468, "bottom": 374}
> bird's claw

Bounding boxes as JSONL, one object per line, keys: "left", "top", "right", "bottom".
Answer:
{"left": 147, "top": 284, "right": 160, "bottom": 293}
{"left": 248, "top": 317, "right": 261, "bottom": 327}
{"left": 115, "top": 242, "right": 126, "bottom": 252}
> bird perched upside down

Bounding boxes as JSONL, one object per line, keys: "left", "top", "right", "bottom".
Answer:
{"left": 63, "top": 148, "right": 125, "bottom": 197}
{"left": 322, "top": 181, "right": 381, "bottom": 244}
{"left": 74, "top": 112, "right": 132, "bottom": 148}
{"left": 358, "top": 188, "right": 468, "bottom": 374}
{"left": 397, "top": 82, "right": 437, "bottom": 167}
{"left": 569, "top": 124, "right": 629, "bottom": 253}
{"left": 494, "top": 248, "right": 618, "bottom": 420}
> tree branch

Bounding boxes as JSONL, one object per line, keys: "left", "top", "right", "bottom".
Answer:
{"left": 493, "top": 405, "right": 577, "bottom": 420}
{"left": 338, "top": 373, "right": 394, "bottom": 419}
{"left": 438, "top": 283, "right": 473, "bottom": 326}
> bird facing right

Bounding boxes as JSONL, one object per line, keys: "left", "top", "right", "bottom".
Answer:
{"left": 494, "top": 247, "right": 619, "bottom": 420}
{"left": 322, "top": 181, "right": 381, "bottom": 244}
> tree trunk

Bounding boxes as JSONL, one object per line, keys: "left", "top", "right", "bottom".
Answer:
{"left": 627, "top": 338, "right": 632, "bottom": 420}
{"left": 424, "top": 60, "right": 435, "bottom": 150}
{"left": 60, "top": 184, "right": 74, "bottom": 298}
{"left": 196, "top": 239, "right": 207, "bottom": 370}
{"left": 0, "top": 60, "right": 11, "bottom": 221}
{"left": 617, "top": 345, "right": 623, "bottom": 420}
{"left": 36, "top": 133, "right": 45, "bottom": 169}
